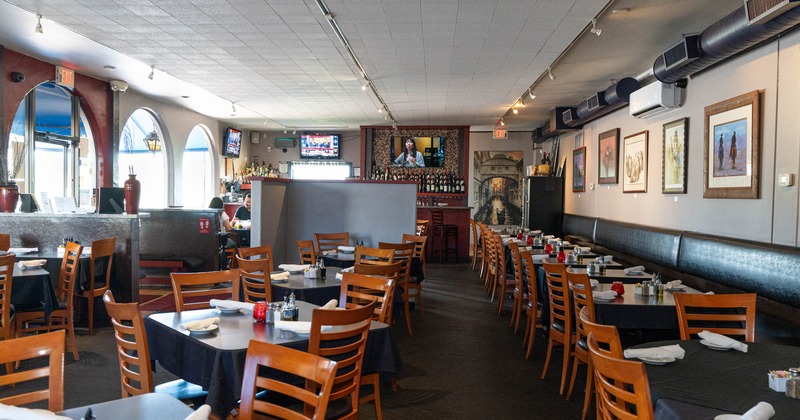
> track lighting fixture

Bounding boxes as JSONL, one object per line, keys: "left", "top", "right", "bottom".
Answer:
{"left": 590, "top": 19, "right": 602, "bottom": 36}
{"left": 293, "top": 129, "right": 297, "bottom": 135}
{"left": 362, "top": 83, "right": 367, "bottom": 91}
{"left": 378, "top": 106, "right": 384, "bottom": 113}
{"left": 547, "top": 67, "right": 555, "bottom": 81}
{"left": 392, "top": 121, "right": 397, "bottom": 130}
{"left": 148, "top": 66, "right": 155, "bottom": 80}
{"left": 283, "top": 129, "right": 288, "bottom": 134}
{"left": 230, "top": 102, "right": 237, "bottom": 116}
{"left": 512, "top": 108, "right": 519, "bottom": 115}
{"left": 35, "top": 14, "right": 43, "bottom": 34}
{"left": 500, "top": 118, "right": 505, "bottom": 126}
{"left": 519, "top": 98, "right": 525, "bottom": 107}
{"left": 529, "top": 89, "right": 536, "bottom": 100}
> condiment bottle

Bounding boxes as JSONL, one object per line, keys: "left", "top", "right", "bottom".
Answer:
{"left": 556, "top": 248, "right": 566, "bottom": 263}
{"left": 318, "top": 256, "right": 326, "bottom": 279}
{"left": 786, "top": 368, "right": 800, "bottom": 399}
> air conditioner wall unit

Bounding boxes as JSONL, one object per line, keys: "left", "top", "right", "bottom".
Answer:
{"left": 629, "top": 82, "right": 683, "bottom": 118}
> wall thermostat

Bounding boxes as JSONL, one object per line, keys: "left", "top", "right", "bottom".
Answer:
{"left": 779, "top": 173, "right": 794, "bottom": 187}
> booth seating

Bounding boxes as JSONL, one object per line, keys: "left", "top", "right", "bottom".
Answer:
{"left": 139, "top": 209, "right": 221, "bottom": 274}
{"left": 561, "top": 214, "right": 800, "bottom": 340}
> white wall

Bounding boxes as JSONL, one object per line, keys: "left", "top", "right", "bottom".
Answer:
{"left": 558, "top": 29, "right": 800, "bottom": 246}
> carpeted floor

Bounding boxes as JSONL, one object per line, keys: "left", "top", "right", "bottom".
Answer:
{"left": 7, "top": 262, "right": 587, "bottom": 419}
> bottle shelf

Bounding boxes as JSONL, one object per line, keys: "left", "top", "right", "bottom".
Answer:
{"left": 417, "top": 192, "right": 466, "bottom": 197}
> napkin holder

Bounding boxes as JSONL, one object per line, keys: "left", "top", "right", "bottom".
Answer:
{"left": 635, "top": 281, "right": 655, "bottom": 296}
{"left": 304, "top": 267, "right": 320, "bottom": 279}
{"left": 769, "top": 374, "right": 787, "bottom": 392}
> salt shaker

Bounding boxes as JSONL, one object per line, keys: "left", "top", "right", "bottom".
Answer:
{"left": 786, "top": 368, "right": 800, "bottom": 399}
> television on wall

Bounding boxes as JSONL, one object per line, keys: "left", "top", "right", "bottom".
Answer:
{"left": 222, "top": 127, "right": 242, "bottom": 158}
{"left": 299, "top": 133, "right": 340, "bottom": 159}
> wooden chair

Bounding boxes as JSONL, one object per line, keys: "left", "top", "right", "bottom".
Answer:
{"left": 225, "top": 248, "right": 238, "bottom": 269}
{"left": 81, "top": 237, "right": 115, "bottom": 334}
{"left": 0, "top": 233, "right": 9, "bottom": 251}
{"left": 378, "top": 241, "right": 419, "bottom": 335}
{"left": 588, "top": 332, "right": 654, "bottom": 420}
{"left": 0, "top": 330, "right": 65, "bottom": 411}
{"left": 340, "top": 271, "right": 394, "bottom": 420}
{"left": 236, "top": 256, "right": 272, "bottom": 303}
{"left": 481, "top": 228, "right": 496, "bottom": 291}
{"left": 297, "top": 239, "right": 317, "bottom": 264}
{"left": 581, "top": 307, "right": 624, "bottom": 420}
{"left": 415, "top": 219, "right": 429, "bottom": 237}
{"left": 352, "top": 261, "right": 403, "bottom": 325}
{"left": 520, "top": 248, "right": 543, "bottom": 360}
{"left": 674, "top": 293, "right": 757, "bottom": 342}
{"left": 506, "top": 241, "right": 526, "bottom": 331}
{"left": 314, "top": 232, "right": 349, "bottom": 254}
{"left": 429, "top": 209, "right": 458, "bottom": 262}
{"left": 401, "top": 234, "right": 427, "bottom": 279}
{"left": 541, "top": 259, "right": 573, "bottom": 395}
{"left": 307, "top": 302, "right": 375, "bottom": 420}
{"left": 0, "top": 254, "right": 15, "bottom": 374}
{"left": 354, "top": 246, "right": 394, "bottom": 266}
{"left": 15, "top": 242, "right": 82, "bottom": 360}
{"left": 170, "top": 270, "right": 240, "bottom": 312}
{"left": 566, "top": 268, "right": 597, "bottom": 419}
{"left": 469, "top": 219, "right": 483, "bottom": 271}
{"left": 491, "top": 234, "right": 512, "bottom": 306}
{"left": 238, "top": 245, "right": 274, "bottom": 272}
{"left": 239, "top": 340, "right": 338, "bottom": 420}
{"left": 103, "top": 291, "right": 208, "bottom": 403}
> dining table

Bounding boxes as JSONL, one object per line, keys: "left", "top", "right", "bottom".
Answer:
{"left": 59, "top": 392, "right": 194, "bottom": 419}
{"left": 270, "top": 266, "right": 344, "bottom": 306}
{"left": 10, "top": 264, "right": 57, "bottom": 316}
{"left": 592, "top": 283, "right": 702, "bottom": 330}
{"left": 567, "top": 266, "right": 654, "bottom": 283}
{"left": 144, "top": 301, "right": 402, "bottom": 416}
{"left": 12, "top": 248, "right": 91, "bottom": 292}
{"left": 629, "top": 339, "right": 800, "bottom": 419}
{"left": 321, "top": 252, "right": 425, "bottom": 282}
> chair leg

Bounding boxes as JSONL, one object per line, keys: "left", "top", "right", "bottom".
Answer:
{"left": 566, "top": 355, "right": 580, "bottom": 399}
{"left": 541, "top": 337, "right": 554, "bottom": 379}
{"left": 559, "top": 343, "right": 571, "bottom": 395}
{"left": 581, "top": 363, "right": 594, "bottom": 420}
{"left": 403, "top": 290, "right": 413, "bottom": 336}
{"left": 358, "top": 373, "right": 382, "bottom": 420}
{"left": 415, "top": 284, "right": 423, "bottom": 317}
{"left": 86, "top": 293, "right": 94, "bottom": 335}
{"left": 67, "top": 320, "right": 80, "bottom": 361}
{"left": 525, "top": 317, "right": 536, "bottom": 359}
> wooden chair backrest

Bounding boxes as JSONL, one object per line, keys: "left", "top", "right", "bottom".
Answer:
{"left": 0, "top": 233, "right": 9, "bottom": 251}
{"left": 314, "top": 232, "right": 349, "bottom": 253}
{"left": 354, "top": 246, "right": 394, "bottom": 265}
{"left": 340, "top": 271, "right": 394, "bottom": 324}
{"left": 580, "top": 307, "right": 623, "bottom": 358}
{"left": 545, "top": 269, "right": 571, "bottom": 336}
{"left": 401, "top": 234, "right": 427, "bottom": 261}
{"left": 0, "top": 254, "right": 15, "bottom": 340}
{"left": 470, "top": 219, "right": 480, "bottom": 247}
{"left": 102, "top": 290, "right": 153, "bottom": 397}
{"left": 430, "top": 209, "right": 444, "bottom": 227}
{"left": 588, "top": 333, "right": 654, "bottom": 420}
{"left": 170, "top": 270, "right": 240, "bottom": 312}
{"left": 674, "top": 293, "right": 757, "bottom": 342}
{"left": 415, "top": 220, "right": 429, "bottom": 237}
{"left": 297, "top": 240, "right": 317, "bottom": 264}
{"left": 238, "top": 245, "right": 274, "bottom": 272}
{"left": 307, "top": 302, "right": 375, "bottom": 418}
{"left": 57, "top": 242, "right": 83, "bottom": 303}
{"left": 508, "top": 242, "right": 523, "bottom": 290}
{"left": 541, "top": 258, "right": 566, "bottom": 277}
{"left": 377, "top": 241, "right": 415, "bottom": 282}
{"left": 493, "top": 234, "right": 507, "bottom": 275}
{"left": 567, "top": 268, "right": 596, "bottom": 351}
{"left": 0, "top": 330, "right": 65, "bottom": 411}
{"left": 484, "top": 230, "right": 496, "bottom": 274}
{"left": 239, "top": 340, "right": 337, "bottom": 420}
{"left": 519, "top": 248, "right": 538, "bottom": 306}
{"left": 89, "top": 237, "right": 116, "bottom": 292}
{"left": 236, "top": 256, "right": 272, "bottom": 303}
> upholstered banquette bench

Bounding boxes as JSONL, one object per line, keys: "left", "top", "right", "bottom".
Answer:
{"left": 562, "top": 214, "right": 800, "bottom": 341}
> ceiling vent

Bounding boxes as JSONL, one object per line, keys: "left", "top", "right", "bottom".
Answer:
{"left": 561, "top": 107, "right": 579, "bottom": 126}
{"left": 629, "top": 82, "right": 683, "bottom": 118}
{"left": 662, "top": 35, "right": 702, "bottom": 72}
{"left": 274, "top": 137, "right": 296, "bottom": 149}
{"left": 542, "top": 107, "right": 581, "bottom": 137}
{"left": 745, "top": 0, "right": 800, "bottom": 25}
{"left": 531, "top": 127, "right": 547, "bottom": 144}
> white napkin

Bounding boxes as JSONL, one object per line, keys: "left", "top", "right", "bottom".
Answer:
{"left": 530, "top": 230, "right": 542, "bottom": 235}
{"left": 335, "top": 266, "right": 354, "bottom": 281}
{"left": 590, "top": 279, "right": 599, "bottom": 288}
{"left": 624, "top": 344, "right": 685, "bottom": 360}
{"left": 624, "top": 265, "right": 645, "bottom": 274}
{"left": 561, "top": 241, "right": 572, "bottom": 247}
{"left": 19, "top": 259, "right": 47, "bottom": 267}
{"left": 577, "top": 246, "right": 591, "bottom": 254}
{"left": 531, "top": 254, "right": 548, "bottom": 262}
{"left": 499, "top": 234, "right": 511, "bottom": 238}
{"left": 0, "top": 403, "right": 70, "bottom": 420}
{"left": 603, "top": 255, "right": 613, "bottom": 262}
{"left": 741, "top": 402, "right": 775, "bottom": 420}
{"left": 179, "top": 317, "right": 220, "bottom": 331}
{"left": 321, "top": 299, "right": 338, "bottom": 310}
{"left": 8, "top": 247, "right": 38, "bottom": 254}
{"left": 665, "top": 280, "right": 683, "bottom": 290}
{"left": 210, "top": 299, "right": 254, "bottom": 312}
{"left": 698, "top": 330, "right": 748, "bottom": 352}
{"left": 592, "top": 290, "right": 617, "bottom": 300}
{"left": 704, "top": 291, "right": 715, "bottom": 295}
{"left": 278, "top": 264, "right": 309, "bottom": 272}
{"left": 270, "top": 271, "right": 290, "bottom": 281}
{"left": 338, "top": 245, "right": 355, "bottom": 252}
{"left": 274, "top": 320, "right": 332, "bottom": 334}
{"left": 184, "top": 404, "right": 211, "bottom": 420}
{"left": 543, "top": 235, "right": 555, "bottom": 239}
{"left": 323, "top": 250, "right": 337, "bottom": 256}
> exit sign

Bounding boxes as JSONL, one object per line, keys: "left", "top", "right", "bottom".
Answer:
{"left": 493, "top": 128, "right": 508, "bottom": 139}
{"left": 55, "top": 66, "right": 74, "bottom": 88}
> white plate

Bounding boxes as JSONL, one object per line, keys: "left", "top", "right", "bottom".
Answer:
{"left": 272, "top": 279, "right": 289, "bottom": 284}
{"left": 593, "top": 296, "right": 616, "bottom": 302}
{"left": 666, "top": 285, "right": 686, "bottom": 290}
{"left": 714, "top": 415, "right": 741, "bottom": 420}
{"left": 216, "top": 308, "right": 241, "bottom": 314}
{"left": 700, "top": 340, "right": 731, "bottom": 351}
{"left": 188, "top": 324, "right": 219, "bottom": 335}
{"left": 638, "top": 356, "right": 675, "bottom": 365}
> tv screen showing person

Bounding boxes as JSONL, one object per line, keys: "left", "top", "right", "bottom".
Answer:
{"left": 393, "top": 138, "right": 425, "bottom": 167}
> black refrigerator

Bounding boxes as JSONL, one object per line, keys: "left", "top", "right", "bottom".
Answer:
{"left": 524, "top": 176, "right": 564, "bottom": 236}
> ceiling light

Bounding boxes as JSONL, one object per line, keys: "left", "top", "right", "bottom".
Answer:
{"left": 590, "top": 19, "right": 602, "bottom": 36}
{"left": 230, "top": 102, "right": 236, "bottom": 116}
{"left": 520, "top": 98, "right": 526, "bottom": 107}
{"left": 548, "top": 67, "right": 555, "bottom": 81}
{"left": 612, "top": 8, "right": 630, "bottom": 14}
{"left": 148, "top": 66, "right": 154, "bottom": 80}
{"left": 361, "top": 83, "right": 367, "bottom": 91}
{"left": 263, "top": 121, "right": 268, "bottom": 126}
{"left": 392, "top": 121, "right": 397, "bottom": 130}
{"left": 283, "top": 129, "right": 288, "bottom": 134}
{"left": 499, "top": 118, "right": 505, "bottom": 126}
{"left": 293, "top": 129, "right": 297, "bottom": 135}
{"left": 35, "top": 14, "right": 43, "bottom": 34}
{"left": 384, "top": 114, "right": 389, "bottom": 121}
{"left": 378, "top": 106, "right": 384, "bottom": 113}
{"left": 529, "top": 89, "right": 536, "bottom": 100}
{"left": 512, "top": 108, "right": 519, "bottom": 115}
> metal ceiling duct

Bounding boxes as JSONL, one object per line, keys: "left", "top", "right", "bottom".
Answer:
{"left": 654, "top": 4, "right": 800, "bottom": 83}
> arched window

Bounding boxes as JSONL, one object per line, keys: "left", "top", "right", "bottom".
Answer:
{"left": 8, "top": 82, "right": 96, "bottom": 210}
{"left": 181, "top": 125, "right": 215, "bottom": 208}
{"left": 118, "top": 109, "right": 166, "bottom": 208}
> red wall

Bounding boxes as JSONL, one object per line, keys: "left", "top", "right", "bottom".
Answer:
{"left": 3, "top": 48, "right": 112, "bottom": 186}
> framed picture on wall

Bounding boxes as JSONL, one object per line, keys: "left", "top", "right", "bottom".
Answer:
{"left": 598, "top": 128, "right": 619, "bottom": 184}
{"left": 662, "top": 118, "right": 688, "bottom": 194}
{"left": 573, "top": 147, "right": 586, "bottom": 192}
{"left": 703, "top": 90, "right": 761, "bottom": 199}
{"left": 623, "top": 130, "right": 648, "bottom": 193}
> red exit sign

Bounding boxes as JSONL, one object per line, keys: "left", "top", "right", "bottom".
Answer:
{"left": 56, "top": 66, "right": 74, "bottom": 88}
{"left": 493, "top": 128, "right": 508, "bottom": 139}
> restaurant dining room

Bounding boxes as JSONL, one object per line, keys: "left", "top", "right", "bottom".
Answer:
{"left": 3, "top": 0, "right": 800, "bottom": 419}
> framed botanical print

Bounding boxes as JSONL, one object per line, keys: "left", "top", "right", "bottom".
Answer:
{"left": 598, "top": 128, "right": 619, "bottom": 184}
{"left": 573, "top": 147, "right": 586, "bottom": 192}
{"left": 703, "top": 90, "right": 760, "bottom": 199}
{"left": 623, "top": 130, "right": 648, "bottom": 193}
{"left": 662, "top": 118, "right": 688, "bottom": 194}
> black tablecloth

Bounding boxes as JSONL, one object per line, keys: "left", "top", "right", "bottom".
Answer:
{"left": 322, "top": 254, "right": 425, "bottom": 282}
{"left": 145, "top": 303, "right": 402, "bottom": 415}
{"left": 632, "top": 340, "right": 800, "bottom": 419}
{"left": 59, "top": 392, "right": 194, "bottom": 420}
{"left": 11, "top": 266, "right": 57, "bottom": 316}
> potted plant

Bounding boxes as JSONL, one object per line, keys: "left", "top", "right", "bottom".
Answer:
{"left": 0, "top": 134, "right": 28, "bottom": 212}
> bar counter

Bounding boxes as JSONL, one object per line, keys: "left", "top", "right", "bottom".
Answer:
{"left": 417, "top": 205, "right": 473, "bottom": 261}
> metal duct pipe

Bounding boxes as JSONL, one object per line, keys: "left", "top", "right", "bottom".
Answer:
{"left": 654, "top": 6, "right": 800, "bottom": 83}
{"left": 574, "top": 77, "right": 640, "bottom": 121}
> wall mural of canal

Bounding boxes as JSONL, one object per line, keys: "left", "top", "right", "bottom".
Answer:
{"left": 473, "top": 151, "right": 523, "bottom": 226}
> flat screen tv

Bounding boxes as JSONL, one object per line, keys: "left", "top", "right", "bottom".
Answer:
{"left": 391, "top": 136, "right": 445, "bottom": 167}
{"left": 222, "top": 127, "right": 242, "bottom": 158}
{"left": 299, "top": 134, "right": 339, "bottom": 159}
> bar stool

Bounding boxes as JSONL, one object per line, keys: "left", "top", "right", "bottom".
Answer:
{"left": 429, "top": 209, "right": 458, "bottom": 262}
